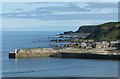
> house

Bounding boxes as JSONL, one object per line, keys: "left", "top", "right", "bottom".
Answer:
{"left": 94, "top": 41, "right": 110, "bottom": 49}
{"left": 110, "top": 40, "right": 118, "bottom": 47}
{"left": 110, "top": 40, "right": 118, "bottom": 44}
{"left": 95, "top": 42, "right": 102, "bottom": 49}
{"left": 87, "top": 40, "right": 94, "bottom": 43}
{"left": 101, "top": 41, "right": 109, "bottom": 48}
{"left": 110, "top": 40, "right": 120, "bottom": 49}
{"left": 80, "top": 42, "right": 87, "bottom": 49}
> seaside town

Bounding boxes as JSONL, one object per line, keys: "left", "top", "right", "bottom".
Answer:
{"left": 50, "top": 22, "right": 120, "bottom": 54}
{"left": 9, "top": 22, "right": 120, "bottom": 59}
{"left": 50, "top": 34, "right": 120, "bottom": 51}
{"left": 3, "top": 2, "right": 120, "bottom": 78}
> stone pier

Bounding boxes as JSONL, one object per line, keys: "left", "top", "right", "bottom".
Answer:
{"left": 9, "top": 48, "right": 56, "bottom": 58}
{"left": 9, "top": 47, "right": 120, "bottom": 60}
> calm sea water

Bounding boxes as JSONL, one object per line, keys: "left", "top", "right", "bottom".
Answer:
{"left": 2, "top": 31, "right": 119, "bottom": 77}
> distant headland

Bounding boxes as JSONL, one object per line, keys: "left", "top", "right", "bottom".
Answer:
{"left": 63, "top": 21, "right": 120, "bottom": 41}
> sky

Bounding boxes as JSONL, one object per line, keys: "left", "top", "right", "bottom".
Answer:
{"left": 1, "top": 1, "right": 119, "bottom": 31}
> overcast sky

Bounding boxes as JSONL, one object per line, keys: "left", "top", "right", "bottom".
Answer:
{"left": 1, "top": 1, "right": 118, "bottom": 31}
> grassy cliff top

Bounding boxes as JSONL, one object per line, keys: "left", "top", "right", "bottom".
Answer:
{"left": 86, "top": 22, "right": 120, "bottom": 41}
{"left": 63, "top": 21, "right": 120, "bottom": 41}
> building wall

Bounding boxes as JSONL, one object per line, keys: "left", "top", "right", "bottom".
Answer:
{"left": 118, "top": 43, "right": 120, "bottom": 50}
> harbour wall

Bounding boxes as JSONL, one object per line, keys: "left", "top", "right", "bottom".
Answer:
{"left": 9, "top": 48, "right": 120, "bottom": 60}
{"left": 50, "top": 53, "right": 120, "bottom": 60}
{"left": 9, "top": 48, "right": 55, "bottom": 58}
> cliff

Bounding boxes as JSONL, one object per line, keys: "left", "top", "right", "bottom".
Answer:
{"left": 75, "top": 25, "right": 97, "bottom": 33}
{"left": 86, "top": 22, "right": 120, "bottom": 41}
{"left": 63, "top": 25, "right": 97, "bottom": 34}
{"left": 63, "top": 21, "right": 120, "bottom": 41}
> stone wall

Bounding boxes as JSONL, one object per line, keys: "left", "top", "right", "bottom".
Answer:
{"left": 9, "top": 47, "right": 120, "bottom": 59}
{"left": 9, "top": 48, "right": 56, "bottom": 58}
{"left": 118, "top": 43, "right": 120, "bottom": 50}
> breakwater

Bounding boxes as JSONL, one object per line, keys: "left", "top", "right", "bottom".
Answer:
{"left": 9, "top": 48, "right": 55, "bottom": 58}
{"left": 9, "top": 47, "right": 120, "bottom": 60}
{"left": 51, "top": 53, "right": 120, "bottom": 60}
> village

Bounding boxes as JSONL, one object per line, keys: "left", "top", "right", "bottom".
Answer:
{"left": 9, "top": 33, "right": 120, "bottom": 59}
{"left": 50, "top": 34, "right": 120, "bottom": 52}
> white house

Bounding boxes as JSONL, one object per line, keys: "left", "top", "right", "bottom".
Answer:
{"left": 80, "top": 42, "right": 87, "bottom": 48}
{"left": 101, "top": 41, "right": 109, "bottom": 48}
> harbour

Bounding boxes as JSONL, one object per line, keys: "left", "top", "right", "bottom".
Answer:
{"left": 2, "top": 1, "right": 120, "bottom": 78}
{"left": 9, "top": 47, "right": 120, "bottom": 60}
{"left": 2, "top": 31, "right": 119, "bottom": 77}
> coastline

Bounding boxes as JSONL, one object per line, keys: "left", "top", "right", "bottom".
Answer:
{"left": 8, "top": 21, "right": 120, "bottom": 60}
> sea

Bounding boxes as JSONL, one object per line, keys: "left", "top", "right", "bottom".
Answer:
{"left": 2, "top": 31, "right": 119, "bottom": 77}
